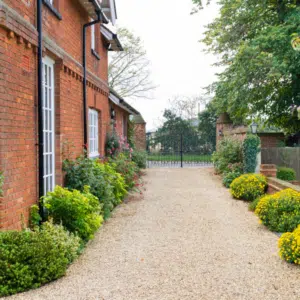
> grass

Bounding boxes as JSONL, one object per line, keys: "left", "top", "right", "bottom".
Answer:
{"left": 147, "top": 154, "right": 212, "bottom": 162}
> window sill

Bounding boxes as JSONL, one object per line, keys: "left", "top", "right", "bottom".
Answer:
{"left": 42, "top": 0, "right": 62, "bottom": 20}
{"left": 89, "top": 153, "right": 100, "bottom": 159}
{"left": 91, "top": 49, "right": 101, "bottom": 61}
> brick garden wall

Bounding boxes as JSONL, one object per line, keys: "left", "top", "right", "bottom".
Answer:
{"left": 134, "top": 123, "right": 146, "bottom": 151}
{"left": 0, "top": 0, "right": 122, "bottom": 230}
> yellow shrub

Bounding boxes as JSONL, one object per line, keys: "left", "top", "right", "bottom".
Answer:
{"left": 230, "top": 174, "right": 267, "bottom": 201}
{"left": 255, "top": 189, "right": 300, "bottom": 232}
{"left": 279, "top": 225, "right": 300, "bottom": 264}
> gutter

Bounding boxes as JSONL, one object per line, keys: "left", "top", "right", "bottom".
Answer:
{"left": 82, "top": 5, "right": 108, "bottom": 153}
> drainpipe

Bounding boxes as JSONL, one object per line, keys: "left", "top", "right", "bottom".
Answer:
{"left": 82, "top": 11, "right": 102, "bottom": 154}
{"left": 37, "top": 0, "right": 45, "bottom": 220}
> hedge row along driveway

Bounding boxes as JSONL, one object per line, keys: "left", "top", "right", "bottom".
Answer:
{"left": 9, "top": 168, "right": 300, "bottom": 300}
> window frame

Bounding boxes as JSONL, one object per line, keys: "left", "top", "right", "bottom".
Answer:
{"left": 88, "top": 108, "right": 99, "bottom": 158}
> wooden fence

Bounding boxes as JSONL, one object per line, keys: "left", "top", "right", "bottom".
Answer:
{"left": 261, "top": 147, "right": 300, "bottom": 180}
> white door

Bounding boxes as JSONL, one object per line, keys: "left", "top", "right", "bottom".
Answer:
{"left": 42, "top": 57, "right": 55, "bottom": 195}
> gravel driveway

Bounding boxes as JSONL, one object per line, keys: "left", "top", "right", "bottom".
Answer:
{"left": 8, "top": 168, "right": 300, "bottom": 300}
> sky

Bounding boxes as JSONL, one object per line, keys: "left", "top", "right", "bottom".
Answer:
{"left": 115, "top": 0, "right": 220, "bottom": 131}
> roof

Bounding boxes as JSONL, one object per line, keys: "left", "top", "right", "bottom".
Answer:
{"left": 77, "top": 0, "right": 109, "bottom": 22}
{"left": 109, "top": 89, "right": 140, "bottom": 115}
{"left": 132, "top": 114, "right": 146, "bottom": 124}
{"left": 101, "top": 25, "right": 123, "bottom": 51}
{"left": 101, "top": 0, "right": 117, "bottom": 25}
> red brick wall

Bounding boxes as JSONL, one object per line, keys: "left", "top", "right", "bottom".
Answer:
{"left": 0, "top": 0, "right": 116, "bottom": 230}
{"left": 134, "top": 123, "right": 146, "bottom": 151}
{"left": 259, "top": 134, "right": 285, "bottom": 148}
{"left": 0, "top": 26, "right": 38, "bottom": 230}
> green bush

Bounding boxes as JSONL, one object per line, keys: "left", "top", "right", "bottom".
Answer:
{"left": 222, "top": 171, "right": 242, "bottom": 188}
{"left": 248, "top": 196, "right": 264, "bottom": 212}
{"left": 105, "top": 132, "right": 120, "bottom": 157}
{"left": 277, "top": 167, "right": 296, "bottom": 181}
{"left": 0, "top": 221, "right": 80, "bottom": 297}
{"left": 64, "top": 156, "right": 116, "bottom": 220}
{"left": 110, "top": 153, "right": 140, "bottom": 189}
{"left": 230, "top": 173, "right": 267, "bottom": 201}
{"left": 131, "top": 150, "right": 147, "bottom": 169}
{"left": 255, "top": 189, "right": 300, "bottom": 232}
{"left": 43, "top": 186, "right": 103, "bottom": 241}
{"left": 212, "top": 137, "right": 243, "bottom": 174}
{"left": 242, "top": 134, "right": 260, "bottom": 173}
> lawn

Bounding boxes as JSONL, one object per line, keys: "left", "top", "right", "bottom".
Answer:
{"left": 147, "top": 153, "right": 212, "bottom": 162}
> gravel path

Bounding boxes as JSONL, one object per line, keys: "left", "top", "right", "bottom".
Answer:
{"left": 8, "top": 168, "right": 300, "bottom": 300}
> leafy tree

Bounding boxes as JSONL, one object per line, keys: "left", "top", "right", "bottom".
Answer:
{"left": 198, "top": 0, "right": 300, "bottom": 134}
{"left": 154, "top": 110, "right": 203, "bottom": 153}
{"left": 198, "top": 105, "right": 217, "bottom": 152}
{"left": 108, "top": 28, "right": 156, "bottom": 99}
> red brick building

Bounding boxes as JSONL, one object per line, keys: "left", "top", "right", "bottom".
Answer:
{"left": 132, "top": 114, "right": 146, "bottom": 151}
{"left": 0, "top": 0, "right": 139, "bottom": 230}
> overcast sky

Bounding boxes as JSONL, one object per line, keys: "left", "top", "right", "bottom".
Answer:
{"left": 115, "top": 0, "right": 220, "bottom": 131}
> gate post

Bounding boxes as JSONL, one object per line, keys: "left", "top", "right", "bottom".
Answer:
{"left": 180, "top": 133, "right": 183, "bottom": 168}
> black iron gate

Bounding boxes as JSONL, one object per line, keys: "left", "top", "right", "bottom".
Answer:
{"left": 147, "top": 132, "right": 214, "bottom": 168}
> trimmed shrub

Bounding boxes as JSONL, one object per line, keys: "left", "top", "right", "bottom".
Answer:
{"left": 223, "top": 171, "right": 242, "bottom": 188}
{"left": 242, "top": 134, "right": 260, "bottom": 173}
{"left": 0, "top": 221, "right": 80, "bottom": 296}
{"left": 131, "top": 150, "right": 147, "bottom": 169}
{"left": 248, "top": 196, "right": 263, "bottom": 212}
{"left": 212, "top": 137, "right": 243, "bottom": 174}
{"left": 255, "top": 188, "right": 300, "bottom": 232}
{"left": 279, "top": 225, "right": 300, "bottom": 265}
{"left": 277, "top": 167, "right": 296, "bottom": 181}
{"left": 43, "top": 186, "right": 103, "bottom": 241}
{"left": 63, "top": 156, "right": 116, "bottom": 220}
{"left": 230, "top": 174, "right": 267, "bottom": 201}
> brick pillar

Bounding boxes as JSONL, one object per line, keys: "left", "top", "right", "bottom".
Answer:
{"left": 216, "top": 113, "right": 233, "bottom": 147}
{"left": 134, "top": 123, "right": 146, "bottom": 151}
{"left": 260, "top": 164, "right": 277, "bottom": 177}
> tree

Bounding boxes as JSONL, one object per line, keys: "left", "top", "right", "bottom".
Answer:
{"left": 108, "top": 28, "right": 156, "bottom": 99}
{"left": 199, "top": 0, "right": 300, "bottom": 134}
{"left": 167, "top": 95, "right": 210, "bottom": 120}
{"left": 198, "top": 105, "right": 217, "bottom": 152}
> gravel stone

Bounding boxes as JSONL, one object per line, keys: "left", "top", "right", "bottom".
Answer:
{"left": 7, "top": 168, "right": 300, "bottom": 300}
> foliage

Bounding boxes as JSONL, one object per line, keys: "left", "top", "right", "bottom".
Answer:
{"left": 230, "top": 174, "right": 267, "bottom": 201}
{"left": 0, "top": 221, "right": 80, "bottom": 297}
{"left": 0, "top": 171, "right": 3, "bottom": 197}
{"left": 127, "top": 118, "right": 136, "bottom": 149}
{"left": 63, "top": 156, "right": 116, "bottom": 220}
{"left": 43, "top": 186, "right": 103, "bottom": 241}
{"left": 242, "top": 134, "right": 261, "bottom": 173}
{"left": 277, "top": 167, "right": 297, "bottom": 181}
{"left": 222, "top": 171, "right": 242, "bottom": 188}
{"left": 212, "top": 137, "right": 243, "bottom": 174}
{"left": 279, "top": 225, "right": 300, "bottom": 265}
{"left": 105, "top": 132, "right": 120, "bottom": 157}
{"left": 201, "top": 0, "right": 300, "bottom": 134}
{"left": 110, "top": 153, "right": 140, "bottom": 189}
{"left": 105, "top": 132, "right": 132, "bottom": 158}
{"left": 29, "top": 205, "right": 41, "bottom": 229}
{"left": 198, "top": 106, "right": 217, "bottom": 154}
{"left": 255, "top": 188, "right": 300, "bottom": 232}
{"left": 248, "top": 196, "right": 264, "bottom": 212}
{"left": 154, "top": 109, "right": 207, "bottom": 154}
{"left": 108, "top": 27, "right": 156, "bottom": 99}
{"left": 131, "top": 150, "right": 147, "bottom": 169}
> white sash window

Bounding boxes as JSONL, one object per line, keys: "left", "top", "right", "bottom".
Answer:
{"left": 89, "top": 109, "right": 99, "bottom": 157}
{"left": 42, "top": 57, "right": 55, "bottom": 195}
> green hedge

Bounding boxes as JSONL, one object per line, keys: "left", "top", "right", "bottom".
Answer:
{"left": 277, "top": 167, "right": 296, "bottom": 181}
